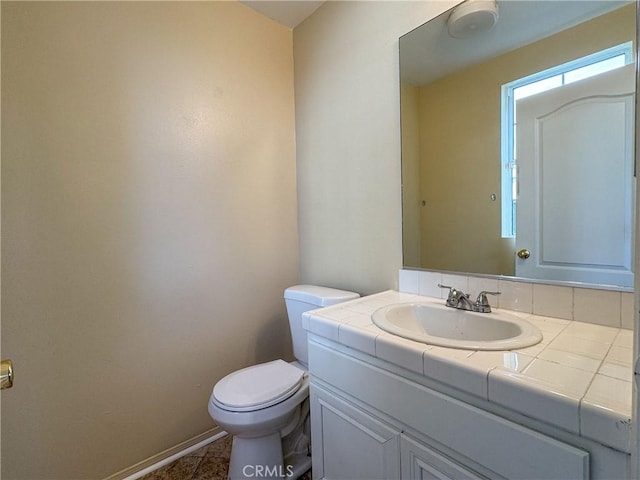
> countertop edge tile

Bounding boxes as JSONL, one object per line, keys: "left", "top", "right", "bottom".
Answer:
{"left": 488, "top": 368, "right": 581, "bottom": 433}
{"left": 307, "top": 315, "right": 340, "bottom": 342}
{"left": 423, "top": 349, "right": 490, "bottom": 400}
{"left": 580, "top": 400, "right": 632, "bottom": 453}
{"left": 375, "top": 332, "right": 429, "bottom": 375}
{"left": 338, "top": 323, "right": 378, "bottom": 357}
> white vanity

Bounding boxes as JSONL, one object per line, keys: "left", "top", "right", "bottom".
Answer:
{"left": 303, "top": 290, "right": 632, "bottom": 480}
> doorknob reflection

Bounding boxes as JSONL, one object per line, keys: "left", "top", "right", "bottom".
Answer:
{"left": 1, "top": 359, "right": 14, "bottom": 389}
{"left": 517, "top": 249, "right": 531, "bottom": 259}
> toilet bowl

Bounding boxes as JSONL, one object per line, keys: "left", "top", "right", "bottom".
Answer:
{"left": 208, "top": 360, "right": 310, "bottom": 479}
{"left": 208, "top": 285, "right": 359, "bottom": 480}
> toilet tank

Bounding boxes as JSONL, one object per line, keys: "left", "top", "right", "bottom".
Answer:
{"left": 284, "top": 285, "right": 360, "bottom": 366}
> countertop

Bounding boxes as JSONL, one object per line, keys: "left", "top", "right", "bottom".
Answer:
{"left": 302, "top": 290, "right": 633, "bottom": 454}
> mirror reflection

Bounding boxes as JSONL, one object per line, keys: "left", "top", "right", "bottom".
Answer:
{"left": 400, "top": 1, "right": 636, "bottom": 289}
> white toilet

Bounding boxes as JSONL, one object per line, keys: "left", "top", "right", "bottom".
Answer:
{"left": 208, "top": 285, "right": 360, "bottom": 480}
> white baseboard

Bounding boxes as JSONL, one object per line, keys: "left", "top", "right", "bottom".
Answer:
{"left": 104, "top": 428, "right": 227, "bottom": 480}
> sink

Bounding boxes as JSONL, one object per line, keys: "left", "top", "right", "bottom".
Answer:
{"left": 372, "top": 302, "right": 542, "bottom": 351}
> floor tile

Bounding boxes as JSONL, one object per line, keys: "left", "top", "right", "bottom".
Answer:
{"left": 191, "top": 455, "right": 229, "bottom": 480}
{"left": 205, "top": 434, "right": 232, "bottom": 459}
{"left": 190, "top": 445, "right": 210, "bottom": 458}
{"left": 139, "top": 455, "right": 201, "bottom": 480}
{"left": 138, "top": 434, "right": 311, "bottom": 480}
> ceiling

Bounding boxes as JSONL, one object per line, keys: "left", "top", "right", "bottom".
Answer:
{"left": 240, "top": 1, "right": 325, "bottom": 28}
{"left": 401, "top": 1, "right": 631, "bottom": 86}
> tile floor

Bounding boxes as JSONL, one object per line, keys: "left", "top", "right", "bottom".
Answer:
{"left": 139, "top": 434, "right": 312, "bottom": 480}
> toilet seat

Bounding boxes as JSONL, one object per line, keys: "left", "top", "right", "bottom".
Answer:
{"left": 213, "top": 360, "right": 305, "bottom": 412}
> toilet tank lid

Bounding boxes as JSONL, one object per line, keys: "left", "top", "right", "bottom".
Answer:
{"left": 284, "top": 285, "right": 360, "bottom": 307}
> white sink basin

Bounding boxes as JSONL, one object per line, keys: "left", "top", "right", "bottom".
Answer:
{"left": 372, "top": 302, "right": 542, "bottom": 351}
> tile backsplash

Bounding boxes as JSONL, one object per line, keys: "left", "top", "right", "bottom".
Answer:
{"left": 399, "top": 269, "right": 634, "bottom": 329}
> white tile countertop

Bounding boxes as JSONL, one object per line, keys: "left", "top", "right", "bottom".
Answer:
{"left": 302, "top": 290, "right": 633, "bottom": 454}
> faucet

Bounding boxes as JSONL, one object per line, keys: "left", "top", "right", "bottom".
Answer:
{"left": 438, "top": 284, "right": 501, "bottom": 313}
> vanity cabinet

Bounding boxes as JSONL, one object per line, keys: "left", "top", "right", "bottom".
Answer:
{"left": 311, "top": 384, "right": 488, "bottom": 480}
{"left": 311, "top": 383, "right": 491, "bottom": 480}
{"left": 310, "top": 385, "right": 401, "bottom": 479}
{"left": 308, "top": 337, "right": 601, "bottom": 480}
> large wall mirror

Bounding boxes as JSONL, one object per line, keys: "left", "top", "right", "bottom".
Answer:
{"left": 400, "top": 0, "right": 636, "bottom": 290}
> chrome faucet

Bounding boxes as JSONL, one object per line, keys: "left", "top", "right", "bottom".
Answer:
{"left": 438, "top": 284, "right": 501, "bottom": 313}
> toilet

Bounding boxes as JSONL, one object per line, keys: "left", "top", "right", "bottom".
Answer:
{"left": 208, "top": 285, "right": 360, "bottom": 480}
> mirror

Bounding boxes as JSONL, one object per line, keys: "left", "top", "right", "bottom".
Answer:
{"left": 400, "top": 1, "right": 636, "bottom": 290}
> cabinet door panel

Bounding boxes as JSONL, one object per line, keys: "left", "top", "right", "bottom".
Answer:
{"left": 311, "top": 385, "right": 401, "bottom": 480}
{"left": 401, "top": 435, "right": 489, "bottom": 480}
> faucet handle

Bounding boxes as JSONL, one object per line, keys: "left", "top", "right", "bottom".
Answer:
{"left": 438, "top": 284, "right": 469, "bottom": 309}
{"left": 475, "top": 291, "right": 501, "bottom": 313}
{"left": 437, "top": 284, "right": 465, "bottom": 297}
{"left": 438, "top": 284, "right": 469, "bottom": 296}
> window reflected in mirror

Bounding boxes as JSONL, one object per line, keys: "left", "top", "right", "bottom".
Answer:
{"left": 400, "top": 1, "right": 636, "bottom": 289}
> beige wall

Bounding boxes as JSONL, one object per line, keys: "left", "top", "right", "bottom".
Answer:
{"left": 401, "top": 83, "right": 422, "bottom": 268}
{"left": 1, "top": 2, "right": 297, "bottom": 479}
{"left": 415, "top": 5, "right": 635, "bottom": 276}
{"left": 294, "top": 1, "right": 455, "bottom": 295}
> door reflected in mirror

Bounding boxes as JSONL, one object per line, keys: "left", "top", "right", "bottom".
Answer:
{"left": 400, "top": 1, "right": 636, "bottom": 289}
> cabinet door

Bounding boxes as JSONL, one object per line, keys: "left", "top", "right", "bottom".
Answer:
{"left": 401, "top": 435, "right": 489, "bottom": 480}
{"left": 310, "top": 384, "right": 401, "bottom": 480}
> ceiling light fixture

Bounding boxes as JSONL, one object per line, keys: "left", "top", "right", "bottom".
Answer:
{"left": 447, "top": 0, "right": 499, "bottom": 38}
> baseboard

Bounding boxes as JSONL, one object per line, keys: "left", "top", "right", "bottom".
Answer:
{"left": 104, "top": 427, "right": 226, "bottom": 480}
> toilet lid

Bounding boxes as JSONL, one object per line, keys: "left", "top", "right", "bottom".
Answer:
{"left": 213, "top": 360, "right": 305, "bottom": 411}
